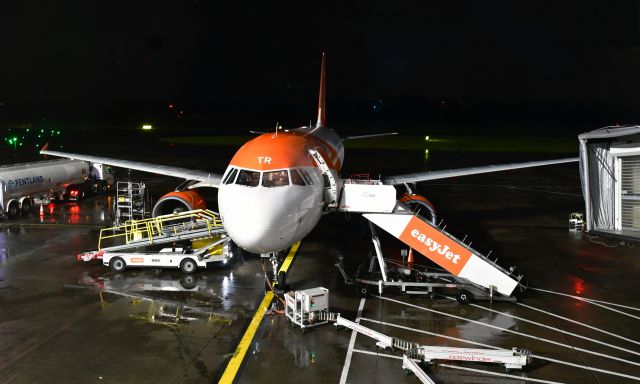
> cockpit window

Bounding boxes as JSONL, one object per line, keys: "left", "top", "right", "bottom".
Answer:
{"left": 298, "top": 168, "right": 314, "bottom": 185}
{"left": 262, "top": 170, "right": 289, "bottom": 187}
{"left": 290, "top": 169, "right": 306, "bottom": 186}
{"left": 223, "top": 168, "right": 238, "bottom": 185}
{"left": 236, "top": 169, "right": 261, "bottom": 187}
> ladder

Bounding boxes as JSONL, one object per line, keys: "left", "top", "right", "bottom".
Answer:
{"left": 113, "top": 181, "right": 147, "bottom": 225}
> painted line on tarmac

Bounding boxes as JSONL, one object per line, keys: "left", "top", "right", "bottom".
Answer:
{"left": 582, "top": 298, "right": 640, "bottom": 312}
{"left": 516, "top": 301, "right": 640, "bottom": 346}
{"left": 461, "top": 300, "right": 640, "bottom": 357}
{"left": 218, "top": 242, "right": 301, "bottom": 384}
{"left": 360, "top": 317, "right": 640, "bottom": 382}
{"left": 531, "top": 287, "right": 640, "bottom": 320}
{"left": 278, "top": 241, "right": 300, "bottom": 274}
{"left": 339, "top": 297, "right": 366, "bottom": 384}
{"left": 351, "top": 348, "right": 565, "bottom": 384}
{"left": 219, "top": 291, "right": 274, "bottom": 384}
{"left": 378, "top": 296, "right": 640, "bottom": 370}
{"left": 441, "top": 294, "right": 640, "bottom": 353}
{"left": 438, "top": 364, "right": 566, "bottom": 384}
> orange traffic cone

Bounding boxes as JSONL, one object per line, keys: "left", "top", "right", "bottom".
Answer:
{"left": 407, "top": 248, "right": 414, "bottom": 263}
{"left": 39, "top": 204, "right": 44, "bottom": 216}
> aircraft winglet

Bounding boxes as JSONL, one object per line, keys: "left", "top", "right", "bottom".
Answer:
{"left": 41, "top": 143, "right": 49, "bottom": 159}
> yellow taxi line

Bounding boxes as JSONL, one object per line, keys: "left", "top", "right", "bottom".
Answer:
{"left": 218, "top": 241, "right": 301, "bottom": 383}
{"left": 278, "top": 241, "right": 300, "bottom": 274}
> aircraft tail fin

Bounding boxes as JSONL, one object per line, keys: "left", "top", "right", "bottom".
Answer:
{"left": 315, "top": 52, "right": 327, "bottom": 127}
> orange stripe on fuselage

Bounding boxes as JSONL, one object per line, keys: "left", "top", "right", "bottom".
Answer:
{"left": 229, "top": 131, "right": 342, "bottom": 171}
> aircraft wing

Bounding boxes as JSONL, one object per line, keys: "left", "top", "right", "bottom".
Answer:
{"left": 382, "top": 157, "right": 578, "bottom": 185}
{"left": 40, "top": 149, "right": 223, "bottom": 187}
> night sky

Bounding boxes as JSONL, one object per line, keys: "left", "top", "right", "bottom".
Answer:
{"left": 2, "top": 1, "right": 640, "bottom": 132}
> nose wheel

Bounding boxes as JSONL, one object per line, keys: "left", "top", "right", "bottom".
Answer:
{"left": 262, "top": 251, "right": 288, "bottom": 293}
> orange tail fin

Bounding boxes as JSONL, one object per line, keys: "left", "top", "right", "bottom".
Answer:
{"left": 315, "top": 52, "right": 327, "bottom": 127}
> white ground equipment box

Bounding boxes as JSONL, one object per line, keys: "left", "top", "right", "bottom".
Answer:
{"left": 338, "top": 179, "right": 397, "bottom": 213}
{"left": 285, "top": 287, "right": 332, "bottom": 330}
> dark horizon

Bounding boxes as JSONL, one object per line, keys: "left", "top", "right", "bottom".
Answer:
{"left": 2, "top": 1, "right": 640, "bottom": 134}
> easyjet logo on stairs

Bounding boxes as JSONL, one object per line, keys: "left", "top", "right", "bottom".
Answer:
{"left": 398, "top": 216, "right": 473, "bottom": 275}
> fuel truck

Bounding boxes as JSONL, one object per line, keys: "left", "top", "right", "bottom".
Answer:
{"left": 0, "top": 159, "right": 113, "bottom": 219}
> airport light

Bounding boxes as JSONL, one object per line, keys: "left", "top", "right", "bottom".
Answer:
{"left": 142, "top": 124, "right": 153, "bottom": 130}
{"left": 425, "top": 136, "right": 430, "bottom": 141}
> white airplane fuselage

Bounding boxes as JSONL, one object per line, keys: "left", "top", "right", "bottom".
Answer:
{"left": 218, "top": 126, "right": 344, "bottom": 253}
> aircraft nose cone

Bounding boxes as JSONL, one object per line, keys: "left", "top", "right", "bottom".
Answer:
{"left": 218, "top": 186, "right": 295, "bottom": 253}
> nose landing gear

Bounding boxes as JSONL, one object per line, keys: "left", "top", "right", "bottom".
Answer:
{"left": 261, "top": 249, "right": 291, "bottom": 293}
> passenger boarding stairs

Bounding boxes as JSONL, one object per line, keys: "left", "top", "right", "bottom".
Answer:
{"left": 78, "top": 209, "right": 226, "bottom": 260}
{"left": 363, "top": 210, "right": 523, "bottom": 296}
{"left": 308, "top": 149, "right": 522, "bottom": 297}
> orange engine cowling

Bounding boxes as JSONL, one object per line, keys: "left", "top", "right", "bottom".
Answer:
{"left": 399, "top": 192, "right": 437, "bottom": 224}
{"left": 152, "top": 190, "right": 207, "bottom": 217}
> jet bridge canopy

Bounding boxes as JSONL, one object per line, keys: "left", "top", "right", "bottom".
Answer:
{"left": 579, "top": 125, "right": 640, "bottom": 241}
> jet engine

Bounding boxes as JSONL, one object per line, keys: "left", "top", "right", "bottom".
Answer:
{"left": 398, "top": 192, "right": 437, "bottom": 224}
{"left": 152, "top": 190, "right": 207, "bottom": 217}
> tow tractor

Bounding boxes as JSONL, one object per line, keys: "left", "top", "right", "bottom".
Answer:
{"left": 77, "top": 209, "right": 234, "bottom": 273}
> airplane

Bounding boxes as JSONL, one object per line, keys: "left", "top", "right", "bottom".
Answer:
{"left": 41, "top": 53, "right": 577, "bottom": 270}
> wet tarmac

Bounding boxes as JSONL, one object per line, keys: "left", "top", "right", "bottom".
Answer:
{"left": 1, "top": 147, "right": 639, "bottom": 384}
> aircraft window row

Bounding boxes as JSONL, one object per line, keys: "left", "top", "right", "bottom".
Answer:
{"left": 223, "top": 167, "right": 313, "bottom": 187}
{"left": 262, "top": 170, "right": 289, "bottom": 187}
{"left": 223, "top": 168, "right": 238, "bottom": 184}
{"left": 236, "top": 169, "right": 261, "bottom": 187}
{"left": 298, "top": 168, "right": 314, "bottom": 185}
{"left": 290, "top": 169, "right": 306, "bottom": 186}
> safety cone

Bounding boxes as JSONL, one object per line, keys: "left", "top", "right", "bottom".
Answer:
{"left": 407, "top": 248, "right": 414, "bottom": 263}
{"left": 39, "top": 204, "right": 44, "bottom": 216}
